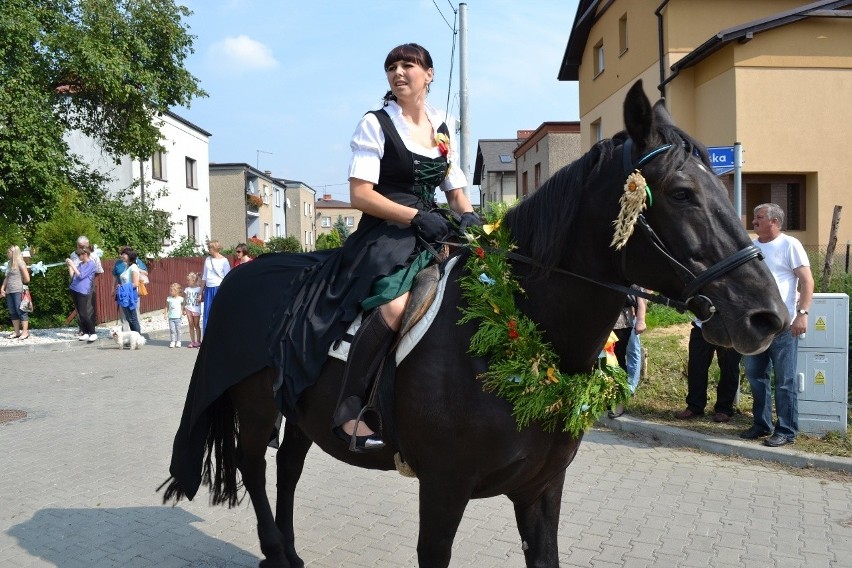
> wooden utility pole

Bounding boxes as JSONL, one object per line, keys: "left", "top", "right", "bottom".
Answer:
{"left": 821, "top": 205, "right": 842, "bottom": 292}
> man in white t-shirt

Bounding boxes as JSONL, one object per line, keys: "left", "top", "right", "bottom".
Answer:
{"left": 740, "top": 203, "right": 813, "bottom": 447}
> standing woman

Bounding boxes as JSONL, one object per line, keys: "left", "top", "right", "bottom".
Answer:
{"left": 115, "top": 246, "right": 142, "bottom": 333}
{"left": 1, "top": 245, "right": 31, "bottom": 339}
{"left": 199, "top": 239, "right": 230, "bottom": 339}
{"left": 66, "top": 246, "right": 98, "bottom": 342}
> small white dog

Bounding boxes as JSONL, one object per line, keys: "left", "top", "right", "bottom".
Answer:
{"left": 110, "top": 326, "right": 146, "bottom": 350}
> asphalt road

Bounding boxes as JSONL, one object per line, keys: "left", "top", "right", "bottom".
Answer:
{"left": 1, "top": 335, "right": 851, "bottom": 567}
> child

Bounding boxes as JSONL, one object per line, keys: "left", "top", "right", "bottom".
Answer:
{"left": 164, "top": 282, "right": 184, "bottom": 348}
{"left": 183, "top": 272, "right": 202, "bottom": 348}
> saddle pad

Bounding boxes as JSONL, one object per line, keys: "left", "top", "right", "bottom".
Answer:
{"left": 328, "top": 255, "right": 460, "bottom": 365}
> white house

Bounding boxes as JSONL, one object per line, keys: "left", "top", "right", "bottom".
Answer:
{"left": 66, "top": 110, "right": 212, "bottom": 254}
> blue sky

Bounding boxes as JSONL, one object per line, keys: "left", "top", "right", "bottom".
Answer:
{"left": 176, "top": 0, "right": 580, "bottom": 201}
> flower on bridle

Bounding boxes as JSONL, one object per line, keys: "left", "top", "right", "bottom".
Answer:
{"left": 611, "top": 170, "right": 649, "bottom": 250}
{"left": 436, "top": 132, "right": 450, "bottom": 157}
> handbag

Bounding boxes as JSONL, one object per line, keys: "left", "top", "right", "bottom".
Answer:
{"left": 137, "top": 279, "right": 148, "bottom": 296}
{"left": 19, "top": 287, "right": 33, "bottom": 313}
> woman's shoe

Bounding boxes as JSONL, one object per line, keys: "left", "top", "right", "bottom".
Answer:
{"left": 333, "top": 426, "right": 385, "bottom": 452}
{"left": 6, "top": 332, "right": 20, "bottom": 339}
{"left": 18, "top": 334, "right": 30, "bottom": 340}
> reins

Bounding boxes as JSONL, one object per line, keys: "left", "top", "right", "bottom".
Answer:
{"left": 445, "top": 136, "right": 764, "bottom": 322}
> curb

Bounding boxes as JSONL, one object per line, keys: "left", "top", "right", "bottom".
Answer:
{"left": 601, "top": 414, "right": 852, "bottom": 474}
{"left": 0, "top": 326, "right": 177, "bottom": 353}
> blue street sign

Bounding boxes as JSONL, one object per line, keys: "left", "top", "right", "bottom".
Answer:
{"left": 707, "top": 146, "right": 735, "bottom": 175}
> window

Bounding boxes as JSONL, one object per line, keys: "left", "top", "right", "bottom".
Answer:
{"left": 304, "top": 230, "right": 309, "bottom": 245}
{"left": 264, "top": 223, "right": 270, "bottom": 240}
{"left": 743, "top": 175, "right": 806, "bottom": 231}
{"left": 619, "top": 14, "right": 628, "bottom": 55}
{"left": 185, "top": 157, "right": 197, "bottom": 188}
{"left": 187, "top": 215, "right": 198, "bottom": 241}
{"left": 345, "top": 216, "right": 355, "bottom": 227}
{"left": 593, "top": 39, "right": 605, "bottom": 77}
{"left": 152, "top": 151, "right": 167, "bottom": 180}
{"left": 262, "top": 185, "right": 269, "bottom": 204}
{"left": 534, "top": 163, "right": 541, "bottom": 190}
{"left": 274, "top": 188, "right": 281, "bottom": 207}
{"left": 591, "top": 119, "right": 602, "bottom": 144}
{"left": 499, "top": 154, "right": 512, "bottom": 164}
{"left": 321, "top": 216, "right": 332, "bottom": 228}
{"left": 275, "top": 224, "right": 282, "bottom": 237}
{"left": 522, "top": 171, "right": 529, "bottom": 197}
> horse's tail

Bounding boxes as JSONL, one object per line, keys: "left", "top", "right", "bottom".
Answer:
{"left": 200, "top": 394, "right": 243, "bottom": 507}
{"left": 157, "top": 394, "right": 243, "bottom": 507}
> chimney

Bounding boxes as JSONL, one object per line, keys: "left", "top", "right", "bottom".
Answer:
{"left": 264, "top": 170, "right": 272, "bottom": 176}
{"left": 323, "top": 194, "right": 333, "bottom": 201}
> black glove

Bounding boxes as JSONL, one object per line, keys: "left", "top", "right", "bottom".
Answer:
{"left": 458, "top": 211, "right": 482, "bottom": 235}
{"left": 411, "top": 211, "right": 450, "bottom": 243}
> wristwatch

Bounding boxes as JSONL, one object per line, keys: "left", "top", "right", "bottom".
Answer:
{"left": 797, "top": 309, "right": 809, "bottom": 316}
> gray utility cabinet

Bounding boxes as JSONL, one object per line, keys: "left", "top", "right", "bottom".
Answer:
{"left": 796, "top": 293, "right": 848, "bottom": 434}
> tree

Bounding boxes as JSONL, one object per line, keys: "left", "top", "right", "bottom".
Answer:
{"left": 0, "top": 0, "right": 206, "bottom": 229}
{"left": 333, "top": 216, "right": 351, "bottom": 240}
{"left": 316, "top": 230, "right": 342, "bottom": 251}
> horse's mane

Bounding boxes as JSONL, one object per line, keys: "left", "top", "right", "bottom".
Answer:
{"left": 504, "top": 119, "right": 709, "bottom": 275}
{"left": 505, "top": 136, "right": 619, "bottom": 273}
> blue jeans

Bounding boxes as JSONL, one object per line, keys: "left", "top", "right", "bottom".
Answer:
{"left": 121, "top": 305, "right": 141, "bottom": 333}
{"left": 744, "top": 328, "right": 798, "bottom": 439}
{"left": 625, "top": 328, "right": 642, "bottom": 394}
{"left": 5, "top": 291, "right": 28, "bottom": 322}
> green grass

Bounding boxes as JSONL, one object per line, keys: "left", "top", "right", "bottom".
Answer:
{"left": 629, "top": 321, "right": 852, "bottom": 458}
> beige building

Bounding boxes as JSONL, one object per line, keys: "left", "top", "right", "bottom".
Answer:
{"left": 514, "top": 123, "right": 582, "bottom": 198}
{"left": 209, "top": 163, "right": 281, "bottom": 248}
{"left": 276, "top": 179, "right": 318, "bottom": 251}
{"left": 473, "top": 139, "right": 519, "bottom": 212}
{"left": 316, "top": 194, "right": 363, "bottom": 239}
{"left": 559, "top": 0, "right": 852, "bottom": 246}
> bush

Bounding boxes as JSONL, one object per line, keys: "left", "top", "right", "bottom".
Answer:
{"left": 168, "top": 236, "right": 205, "bottom": 257}
{"left": 266, "top": 236, "right": 302, "bottom": 253}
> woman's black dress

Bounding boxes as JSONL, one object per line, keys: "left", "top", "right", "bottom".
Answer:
{"left": 168, "top": 109, "right": 452, "bottom": 499}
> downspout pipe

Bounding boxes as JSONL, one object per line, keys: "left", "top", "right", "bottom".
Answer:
{"left": 655, "top": 0, "right": 671, "bottom": 100}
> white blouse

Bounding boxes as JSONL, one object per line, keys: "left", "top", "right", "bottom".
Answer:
{"left": 202, "top": 256, "right": 231, "bottom": 287}
{"left": 348, "top": 100, "right": 468, "bottom": 192}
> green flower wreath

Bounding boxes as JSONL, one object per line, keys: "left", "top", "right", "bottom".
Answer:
{"left": 458, "top": 203, "right": 632, "bottom": 436}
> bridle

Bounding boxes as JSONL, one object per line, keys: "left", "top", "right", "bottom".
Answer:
{"left": 483, "top": 137, "right": 763, "bottom": 323}
{"left": 617, "top": 138, "right": 763, "bottom": 321}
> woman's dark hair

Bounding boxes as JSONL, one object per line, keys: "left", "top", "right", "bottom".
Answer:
{"left": 382, "top": 43, "right": 433, "bottom": 106}
{"left": 235, "top": 243, "right": 249, "bottom": 255}
{"left": 120, "top": 246, "right": 138, "bottom": 265}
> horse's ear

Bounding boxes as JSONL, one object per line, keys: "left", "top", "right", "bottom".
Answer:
{"left": 653, "top": 99, "right": 675, "bottom": 127}
{"left": 623, "top": 80, "right": 653, "bottom": 148}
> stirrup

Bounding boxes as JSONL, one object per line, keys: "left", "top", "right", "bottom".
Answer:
{"left": 336, "top": 407, "right": 385, "bottom": 453}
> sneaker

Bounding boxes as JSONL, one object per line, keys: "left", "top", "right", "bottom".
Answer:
{"left": 739, "top": 425, "right": 772, "bottom": 439}
{"left": 764, "top": 432, "right": 794, "bottom": 447}
{"left": 169, "top": 342, "right": 175, "bottom": 348}
{"left": 713, "top": 412, "right": 732, "bottom": 423}
{"left": 87, "top": 334, "right": 97, "bottom": 343}
{"left": 176, "top": 342, "right": 182, "bottom": 348}
{"left": 78, "top": 334, "right": 88, "bottom": 341}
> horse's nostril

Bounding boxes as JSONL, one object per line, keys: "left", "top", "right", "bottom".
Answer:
{"left": 747, "top": 311, "right": 786, "bottom": 339}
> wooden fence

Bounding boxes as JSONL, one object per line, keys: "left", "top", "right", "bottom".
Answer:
{"left": 93, "top": 256, "right": 235, "bottom": 324}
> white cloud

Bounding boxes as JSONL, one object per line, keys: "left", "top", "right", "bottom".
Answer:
{"left": 208, "top": 35, "right": 278, "bottom": 71}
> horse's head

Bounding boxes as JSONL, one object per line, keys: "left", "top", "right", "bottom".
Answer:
{"left": 617, "top": 80, "right": 786, "bottom": 354}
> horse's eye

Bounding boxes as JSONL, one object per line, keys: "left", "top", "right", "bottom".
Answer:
{"left": 670, "top": 188, "right": 692, "bottom": 202}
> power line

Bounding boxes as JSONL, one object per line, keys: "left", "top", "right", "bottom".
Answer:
{"left": 432, "top": 0, "right": 455, "bottom": 31}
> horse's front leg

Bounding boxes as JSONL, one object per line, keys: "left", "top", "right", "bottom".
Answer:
{"left": 510, "top": 470, "right": 566, "bottom": 568}
{"left": 230, "top": 371, "right": 290, "bottom": 568}
{"left": 274, "top": 420, "right": 313, "bottom": 568}
{"left": 417, "top": 475, "right": 474, "bottom": 568}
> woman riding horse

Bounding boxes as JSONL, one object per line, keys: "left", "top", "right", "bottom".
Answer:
{"left": 163, "top": 80, "right": 787, "bottom": 568}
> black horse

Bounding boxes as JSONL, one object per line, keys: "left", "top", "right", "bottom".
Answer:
{"left": 162, "top": 81, "right": 787, "bottom": 567}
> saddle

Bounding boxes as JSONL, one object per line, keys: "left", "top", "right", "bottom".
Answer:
{"left": 328, "top": 255, "right": 460, "bottom": 364}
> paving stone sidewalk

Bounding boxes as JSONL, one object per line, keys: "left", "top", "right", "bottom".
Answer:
{"left": 1, "top": 339, "right": 850, "bottom": 566}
